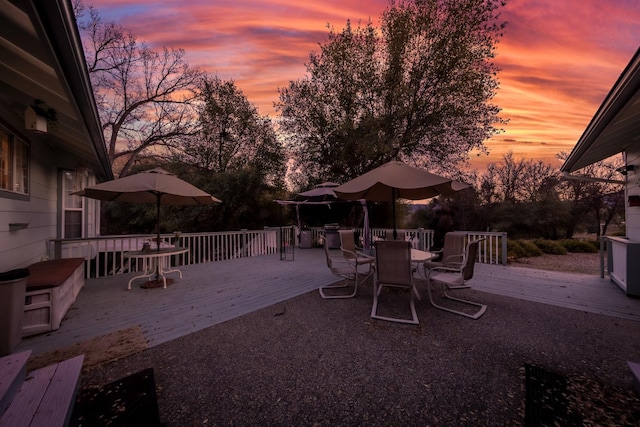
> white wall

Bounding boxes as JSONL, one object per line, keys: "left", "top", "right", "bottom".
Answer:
{"left": 0, "top": 136, "right": 56, "bottom": 271}
{"left": 625, "top": 149, "right": 640, "bottom": 242}
{"left": 0, "top": 133, "right": 101, "bottom": 272}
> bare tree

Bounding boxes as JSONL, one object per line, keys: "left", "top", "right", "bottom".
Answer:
{"left": 485, "top": 152, "right": 527, "bottom": 202}
{"left": 75, "top": 2, "right": 204, "bottom": 177}
{"left": 557, "top": 153, "right": 624, "bottom": 237}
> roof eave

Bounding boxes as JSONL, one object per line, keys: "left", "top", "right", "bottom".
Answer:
{"left": 561, "top": 47, "right": 640, "bottom": 173}
{"left": 28, "top": 0, "right": 113, "bottom": 180}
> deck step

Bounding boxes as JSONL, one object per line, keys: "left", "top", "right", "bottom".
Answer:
{"left": 0, "top": 354, "right": 84, "bottom": 427}
{"left": 0, "top": 350, "right": 31, "bottom": 416}
{"left": 629, "top": 361, "right": 640, "bottom": 396}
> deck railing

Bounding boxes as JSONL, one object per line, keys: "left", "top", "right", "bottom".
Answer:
{"left": 49, "top": 228, "right": 288, "bottom": 279}
{"left": 50, "top": 227, "right": 507, "bottom": 279}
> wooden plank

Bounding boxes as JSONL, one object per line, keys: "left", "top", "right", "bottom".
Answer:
{"left": 471, "top": 264, "right": 640, "bottom": 321}
{"left": 0, "top": 364, "right": 56, "bottom": 427}
{"left": 30, "top": 355, "right": 84, "bottom": 427}
{"left": 0, "top": 350, "right": 31, "bottom": 416}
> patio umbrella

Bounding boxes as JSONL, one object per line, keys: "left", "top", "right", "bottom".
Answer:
{"left": 296, "top": 182, "right": 341, "bottom": 202}
{"left": 73, "top": 167, "right": 221, "bottom": 251}
{"left": 334, "top": 161, "right": 469, "bottom": 239}
{"left": 275, "top": 182, "right": 372, "bottom": 248}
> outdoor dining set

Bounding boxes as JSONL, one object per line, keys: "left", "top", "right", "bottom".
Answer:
{"left": 319, "top": 229, "right": 487, "bottom": 324}
{"left": 69, "top": 160, "right": 484, "bottom": 321}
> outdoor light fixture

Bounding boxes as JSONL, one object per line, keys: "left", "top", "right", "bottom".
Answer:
{"left": 24, "top": 101, "right": 57, "bottom": 133}
{"left": 616, "top": 165, "right": 636, "bottom": 175}
{"left": 24, "top": 106, "right": 47, "bottom": 133}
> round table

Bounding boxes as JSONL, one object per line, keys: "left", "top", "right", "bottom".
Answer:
{"left": 124, "top": 246, "right": 188, "bottom": 289}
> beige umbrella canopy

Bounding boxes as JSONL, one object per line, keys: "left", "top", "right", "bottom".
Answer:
{"left": 334, "top": 161, "right": 469, "bottom": 238}
{"left": 74, "top": 167, "right": 221, "bottom": 250}
{"left": 75, "top": 167, "right": 221, "bottom": 205}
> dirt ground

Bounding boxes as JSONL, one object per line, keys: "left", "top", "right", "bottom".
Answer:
{"left": 26, "top": 326, "right": 148, "bottom": 374}
{"left": 511, "top": 252, "right": 605, "bottom": 276}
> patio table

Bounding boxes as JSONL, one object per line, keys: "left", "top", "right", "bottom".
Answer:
{"left": 124, "top": 246, "right": 188, "bottom": 289}
{"left": 360, "top": 247, "right": 436, "bottom": 265}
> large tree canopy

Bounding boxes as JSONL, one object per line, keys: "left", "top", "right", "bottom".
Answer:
{"left": 180, "top": 76, "right": 285, "bottom": 184}
{"left": 277, "top": 0, "right": 507, "bottom": 188}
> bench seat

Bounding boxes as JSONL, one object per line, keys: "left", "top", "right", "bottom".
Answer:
{"left": 23, "top": 258, "right": 85, "bottom": 337}
{"left": 0, "top": 351, "right": 84, "bottom": 427}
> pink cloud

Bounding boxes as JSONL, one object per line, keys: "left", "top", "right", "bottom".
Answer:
{"left": 87, "top": 0, "right": 640, "bottom": 170}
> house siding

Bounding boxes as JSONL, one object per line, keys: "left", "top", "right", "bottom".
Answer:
{"left": 0, "top": 135, "right": 100, "bottom": 272}
{"left": 625, "top": 149, "right": 640, "bottom": 241}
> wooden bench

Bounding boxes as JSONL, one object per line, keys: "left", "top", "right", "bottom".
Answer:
{"left": 0, "top": 350, "right": 84, "bottom": 427}
{"left": 23, "top": 258, "right": 85, "bottom": 337}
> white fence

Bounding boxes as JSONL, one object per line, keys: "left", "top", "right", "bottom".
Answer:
{"left": 50, "top": 227, "right": 507, "bottom": 279}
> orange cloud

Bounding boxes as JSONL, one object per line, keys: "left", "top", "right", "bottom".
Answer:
{"left": 88, "top": 0, "right": 640, "bottom": 171}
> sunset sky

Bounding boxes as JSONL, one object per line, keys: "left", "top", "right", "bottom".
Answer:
{"left": 89, "top": 0, "right": 640, "bottom": 171}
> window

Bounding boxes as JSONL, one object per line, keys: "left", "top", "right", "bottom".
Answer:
{"left": 0, "top": 128, "right": 29, "bottom": 195}
{"left": 62, "top": 170, "right": 86, "bottom": 238}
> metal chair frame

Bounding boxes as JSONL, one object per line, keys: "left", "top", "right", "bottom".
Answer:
{"left": 425, "top": 239, "right": 487, "bottom": 320}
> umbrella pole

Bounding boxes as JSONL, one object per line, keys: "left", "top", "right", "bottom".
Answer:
{"left": 361, "top": 200, "right": 370, "bottom": 250}
{"left": 155, "top": 196, "right": 161, "bottom": 279}
{"left": 392, "top": 188, "right": 397, "bottom": 240}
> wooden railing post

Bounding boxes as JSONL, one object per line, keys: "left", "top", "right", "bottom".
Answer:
{"left": 501, "top": 232, "right": 508, "bottom": 265}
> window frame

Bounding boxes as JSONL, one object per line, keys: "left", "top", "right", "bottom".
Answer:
{"left": 61, "top": 169, "right": 87, "bottom": 239}
{"left": 0, "top": 125, "right": 30, "bottom": 200}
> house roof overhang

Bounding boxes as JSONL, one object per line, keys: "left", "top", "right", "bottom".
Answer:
{"left": 0, "top": 0, "right": 113, "bottom": 180}
{"left": 561, "top": 47, "right": 640, "bottom": 174}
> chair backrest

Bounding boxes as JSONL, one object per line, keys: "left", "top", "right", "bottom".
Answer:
{"left": 338, "top": 230, "right": 357, "bottom": 260}
{"left": 462, "top": 239, "right": 483, "bottom": 281}
{"left": 441, "top": 231, "right": 467, "bottom": 263}
{"left": 375, "top": 241, "right": 412, "bottom": 285}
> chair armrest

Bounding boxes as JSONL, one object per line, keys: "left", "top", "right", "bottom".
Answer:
{"left": 328, "top": 255, "right": 350, "bottom": 267}
{"left": 341, "top": 247, "right": 374, "bottom": 265}
{"left": 426, "top": 265, "right": 463, "bottom": 277}
{"left": 442, "top": 254, "right": 464, "bottom": 267}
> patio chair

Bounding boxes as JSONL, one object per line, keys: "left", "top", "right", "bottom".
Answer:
{"left": 338, "top": 230, "right": 374, "bottom": 281}
{"left": 425, "top": 239, "right": 487, "bottom": 320}
{"left": 371, "top": 240, "right": 419, "bottom": 325}
{"left": 318, "top": 236, "right": 361, "bottom": 299}
{"left": 424, "top": 232, "right": 467, "bottom": 287}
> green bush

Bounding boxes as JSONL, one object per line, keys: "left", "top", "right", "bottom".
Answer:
{"left": 519, "top": 240, "right": 544, "bottom": 257}
{"left": 507, "top": 239, "right": 543, "bottom": 258}
{"left": 534, "top": 239, "right": 568, "bottom": 255}
{"left": 507, "top": 240, "right": 526, "bottom": 258}
{"left": 559, "top": 239, "right": 598, "bottom": 253}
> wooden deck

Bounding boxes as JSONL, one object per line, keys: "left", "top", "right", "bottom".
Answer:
{"left": 17, "top": 248, "right": 640, "bottom": 356}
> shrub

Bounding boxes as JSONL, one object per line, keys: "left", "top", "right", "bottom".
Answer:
{"left": 534, "top": 239, "right": 568, "bottom": 255}
{"left": 559, "top": 239, "right": 598, "bottom": 253}
{"left": 508, "top": 239, "right": 543, "bottom": 258}
{"left": 507, "top": 240, "right": 526, "bottom": 259}
{"left": 519, "top": 240, "right": 544, "bottom": 257}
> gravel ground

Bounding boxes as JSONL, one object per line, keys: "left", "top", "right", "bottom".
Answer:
{"left": 80, "top": 265, "right": 640, "bottom": 426}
